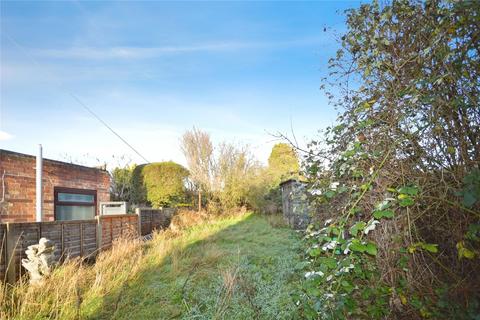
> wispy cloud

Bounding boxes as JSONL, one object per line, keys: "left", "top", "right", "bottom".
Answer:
{"left": 34, "top": 42, "right": 250, "bottom": 60}
{"left": 0, "top": 130, "right": 14, "bottom": 141}
{"left": 33, "top": 36, "right": 334, "bottom": 60}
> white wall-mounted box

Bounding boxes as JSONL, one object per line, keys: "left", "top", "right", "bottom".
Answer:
{"left": 100, "top": 202, "right": 127, "bottom": 215}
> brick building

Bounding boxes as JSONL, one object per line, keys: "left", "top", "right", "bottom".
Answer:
{"left": 0, "top": 149, "right": 110, "bottom": 222}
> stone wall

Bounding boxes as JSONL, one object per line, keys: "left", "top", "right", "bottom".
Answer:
{"left": 0, "top": 149, "right": 110, "bottom": 222}
{"left": 280, "top": 179, "right": 310, "bottom": 229}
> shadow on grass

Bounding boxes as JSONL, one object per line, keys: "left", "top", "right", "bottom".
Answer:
{"left": 84, "top": 213, "right": 303, "bottom": 320}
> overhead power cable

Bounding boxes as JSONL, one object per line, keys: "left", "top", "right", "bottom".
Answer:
{"left": 67, "top": 92, "right": 150, "bottom": 163}
{"left": 1, "top": 30, "right": 150, "bottom": 163}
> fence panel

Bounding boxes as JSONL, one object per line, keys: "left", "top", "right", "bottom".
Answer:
{"left": 0, "top": 211, "right": 164, "bottom": 283}
{"left": 137, "top": 208, "right": 174, "bottom": 236}
{"left": 2, "top": 220, "right": 97, "bottom": 283}
{"left": 7, "top": 222, "right": 42, "bottom": 280}
{"left": 0, "top": 224, "right": 6, "bottom": 282}
{"left": 97, "top": 214, "right": 138, "bottom": 249}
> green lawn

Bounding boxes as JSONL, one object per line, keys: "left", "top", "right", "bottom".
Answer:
{"left": 85, "top": 213, "right": 303, "bottom": 320}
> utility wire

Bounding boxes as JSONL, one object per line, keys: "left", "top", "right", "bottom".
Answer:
{"left": 67, "top": 92, "right": 150, "bottom": 163}
{"left": 1, "top": 30, "right": 150, "bottom": 163}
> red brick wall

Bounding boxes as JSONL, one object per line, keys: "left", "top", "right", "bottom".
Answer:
{"left": 0, "top": 150, "right": 110, "bottom": 222}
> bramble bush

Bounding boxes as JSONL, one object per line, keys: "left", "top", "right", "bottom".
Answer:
{"left": 297, "top": 1, "right": 480, "bottom": 319}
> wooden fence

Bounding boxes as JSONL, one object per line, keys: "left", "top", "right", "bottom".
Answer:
{"left": 0, "top": 209, "right": 173, "bottom": 283}
{"left": 1, "top": 219, "right": 98, "bottom": 283}
{"left": 0, "top": 224, "right": 6, "bottom": 284}
{"left": 97, "top": 214, "right": 138, "bottom": 249}
{"left": 137, "top": 208, "right": 175, "bottom": 236}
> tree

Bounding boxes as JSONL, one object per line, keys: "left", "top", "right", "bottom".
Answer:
{"left": 268, "top": 143, "right": 300, "bottom": 183}
{"left": 131, "top": 162, "right": 190, "bottom": 208}
{"left": 110, "top": 165, "right": 135, "bottom": 202}
{"left": 255, "top": 143, "right": 301, "bottom": 214}
{"left": 181, "top": 128, "right": 266, "bottom": 212}
{"left": 181, "top": 128, "right": 215, "bottom": 192}
{"left": 215, "top": 142, "right": 261, "bottom": 210}
{"left": 181, "top": 128, "right": 215, "bottom": 210}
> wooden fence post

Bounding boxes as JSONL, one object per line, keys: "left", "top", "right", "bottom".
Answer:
{"left": 80, "top": 223, "right": 84, "bottom": 257}
{"left": 135, "top": 208, "right": 142, "bottom": 237}
{"left": 198, "top": 190, "right": 202, "bottom": 212}
{"left": 5, "top": 223, "right": 20, "bottom": 284}
{"left": 149, "top": 211, "right": 153, "bottom": 235}
{"left": 96, "top": 216, "right": 103, "bottom": 251}
{"left": 60, "top": 223, "right": 65, "bottom": 263}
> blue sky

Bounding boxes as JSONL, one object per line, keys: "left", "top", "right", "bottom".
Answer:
{"left": 1, "top": 1, "right": 361, "bottom": 168}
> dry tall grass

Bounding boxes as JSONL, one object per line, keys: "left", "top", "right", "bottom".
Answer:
{"left": 0, "top": 235, "right": 143, "bottom": 320}
{"left": 0, "top": 209, "right": 250, "bottom": 320}
{"left": 214, "top": 265, "right": 240, "bottom": 319}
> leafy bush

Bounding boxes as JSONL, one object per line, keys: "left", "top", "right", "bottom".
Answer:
{"left": 110, "top": 164, "right": 136, "bottom": 203}
{"left": 298, "top": 0, "right": 480, "bottom": 319}
{"left": 182, "top": 128, "right": 274, "bottom": 213}
{"left": 131, "top": 161, "right": 190, "bottom": 208}
{"left": 268, "top": 143, "right": 300, "bottom": 184}
{"left": 254, "top": 143, "right": 301, "bottom": 214}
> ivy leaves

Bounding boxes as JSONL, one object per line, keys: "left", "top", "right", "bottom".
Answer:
{"left": 318, "top": 257, "right": 337, "bottom": 269}
{"left": 366, "top": 243, "right": 378, "bottom": 256}
{"left": 299, "top": 0, "right": 480, "bottom": 317}
{"left": 373, "top": 209, "right": 394, "bottom": 219}
{"left": 397, "top": 185, "right": 419, "bottom": 207}
{"left": 300, "top": 182, "right": 427, "bottom": 318}
{"left": 350, "top": 239, "right": 378, "bottom": 256}
{"left": 456, "top": 241, "right": 475, "bottom": 260}
{"left": 308, "top": 247, "right": 321, "bottom": 258}
{"left": 397, "top": 186, "right": 419, "bottom": 196}
{"left": 456, "top": 223, "right": 480, "bottom": 260}
{"left": 350, "top": 221, "right": 366, "bottom": 236}
{"left": 398, "top": 196, "right": 415, "bottom": 207}
{"left": 456, "top": 169, "right": 480, "bottom": 208}
{"left": 407, "top": 242, "right": 439, "bottom": 254}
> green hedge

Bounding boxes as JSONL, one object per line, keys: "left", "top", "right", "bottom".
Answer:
{"left": 131, "top": 161, "right": 189, "bottom": 208}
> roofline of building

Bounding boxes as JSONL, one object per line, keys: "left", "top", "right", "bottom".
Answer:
{"left": 0, "top": 149, "right": 109, "bottom": 173}
{"left": 279, "top": 178, "right": 307, "bottom": 187}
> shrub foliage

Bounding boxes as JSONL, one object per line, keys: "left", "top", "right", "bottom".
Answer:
{"left": 261, "top": 143, "right": 301, "bottom": 214}
{"left": 298, "top": 1, "right": 480, "bottom": 319}
{"left": 268, "top": 143, "right": 300, "bottom": 184}
{"left": 110, "top": 165, "right": 135, "bottom": 202}
{"left": 131, "top": 162, "right": 190, "bottom": 208}
{"left": 181, "top": 128, "right": 277, "bottom": 213}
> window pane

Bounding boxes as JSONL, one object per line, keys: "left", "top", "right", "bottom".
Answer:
{"left": 56, "top": 205, "right": 95, "bottom": 220}
{"left": 58, "top": 192, "right": 94, "bottom": 203}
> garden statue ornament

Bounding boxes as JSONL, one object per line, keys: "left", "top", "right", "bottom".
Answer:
{"left": 21, "top": 237, "right": 56, "bottom": 285}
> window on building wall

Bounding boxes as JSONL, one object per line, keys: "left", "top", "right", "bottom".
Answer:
{"left": 54, "top": 187, "right": 97, "bottom": 220}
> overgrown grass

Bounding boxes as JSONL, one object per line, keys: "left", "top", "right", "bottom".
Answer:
{"left": 1, "top": 212, "right": 302, "bottom": 319}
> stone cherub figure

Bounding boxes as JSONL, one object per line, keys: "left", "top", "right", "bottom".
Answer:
{"left": 21, "top": 237, "right": 56, "bottom": 285}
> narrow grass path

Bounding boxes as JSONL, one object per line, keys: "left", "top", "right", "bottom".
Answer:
{"left": 87, "top": 213, "right": 302, "bottom": 320}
